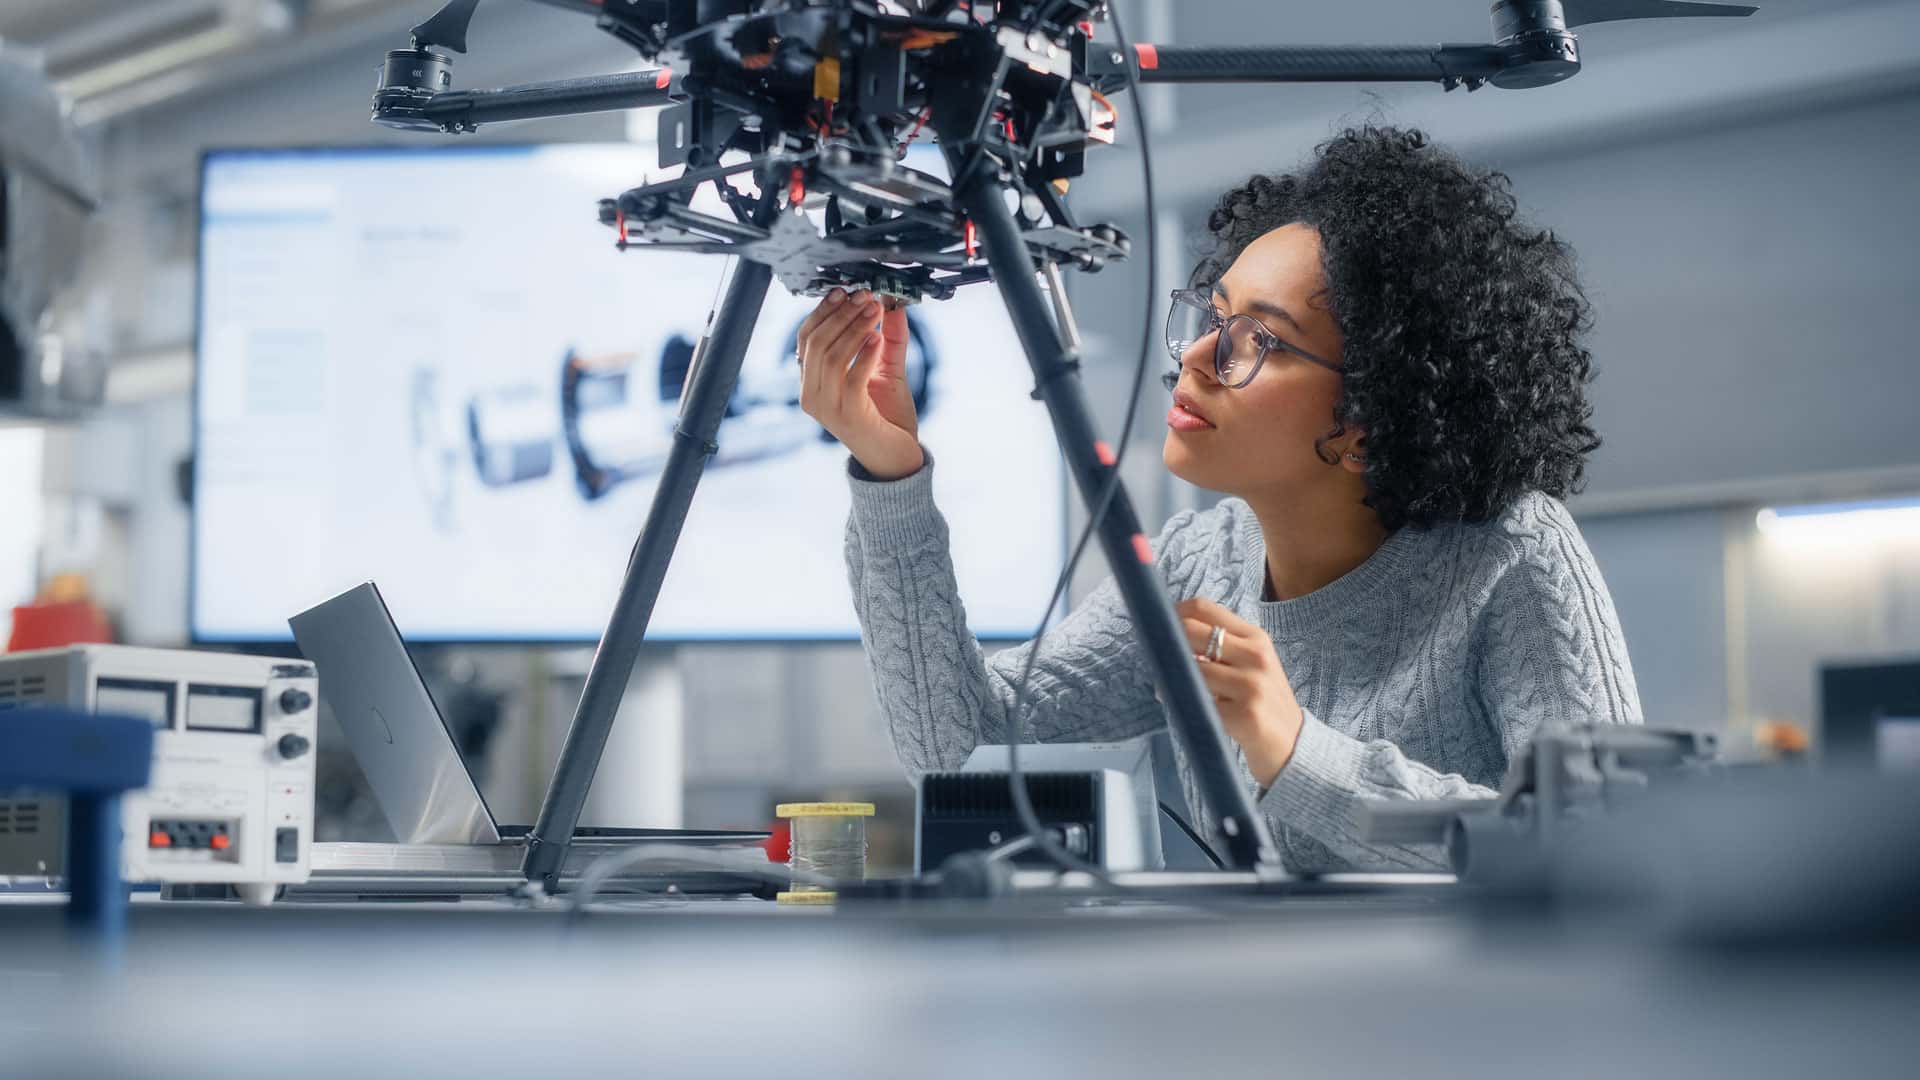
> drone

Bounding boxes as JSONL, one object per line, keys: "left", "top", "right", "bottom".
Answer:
{"left": 375, "top": 0, "right": 1756, "bottom": 304}
{"left": 368, "top": 0, "right": 1757, "bottom": 890}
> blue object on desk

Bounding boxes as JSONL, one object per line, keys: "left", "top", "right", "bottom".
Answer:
{"left": 0, "top": 709, "right": 152, "bottom": 949}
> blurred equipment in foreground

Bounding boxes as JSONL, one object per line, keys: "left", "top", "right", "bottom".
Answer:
{"left": 1359, "top": 722, "right": 1919, "bottom": 946}
{"left": 0, "top": 707, "right": 149, "bottom": 953}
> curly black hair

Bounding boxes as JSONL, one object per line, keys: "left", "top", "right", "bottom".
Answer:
{"left": 1194, "top": 125, "right": 1601, "bottom": 531}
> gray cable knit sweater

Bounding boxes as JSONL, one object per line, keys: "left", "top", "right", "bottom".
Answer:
{"left": 844, "top": 454, "right": 1644, "bottom": 873}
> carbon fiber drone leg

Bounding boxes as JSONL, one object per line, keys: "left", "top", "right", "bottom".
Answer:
{"left": 521, "top": 257, "right": 774, "bottom": 892}
{"left": 956, "top": 173, "right": 1281, "bottom": 870}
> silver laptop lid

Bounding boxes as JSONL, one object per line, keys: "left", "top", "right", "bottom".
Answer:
{"left": 289, "top": 582, "right": 500, "bottom": 845}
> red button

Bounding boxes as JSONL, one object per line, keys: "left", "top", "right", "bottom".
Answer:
{"left": 210, "top": 834, "right": 230, "bottom": 851}
{"left": 149, "top": 831, "right": 171, "bottom": 848}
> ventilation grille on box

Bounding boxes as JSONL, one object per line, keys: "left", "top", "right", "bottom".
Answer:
{"left": 0, "top": 675, "right": 48, "bottom": 711}
{"left": 1, "top": 674, "right": 54, "bottom": 836}
{"left": 0, "top": 801, "right": 44, "bottom": 836}
{"left": 920, "top": 772, "right": 1096, "bottom": 818}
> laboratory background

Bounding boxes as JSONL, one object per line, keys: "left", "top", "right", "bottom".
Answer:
{"left": 2, "top": 1, "right": 1918, "bottom": 1076}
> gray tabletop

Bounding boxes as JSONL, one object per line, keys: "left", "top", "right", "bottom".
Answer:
{"left": 3, "top": 884, "right": 1916, "bottom": 1079}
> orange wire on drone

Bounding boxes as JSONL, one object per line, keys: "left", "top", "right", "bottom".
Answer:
{"left": 894, "top": 29, "right": 957, "bottom": 50}
{"left": 900, "top": 106, "right": 932, "bottom": 150}
{"left": 806, "top": 98, "right": 849, "bottom": 136}
{"left": 1088, "top": 87, "right": 1118, "bottom": 143}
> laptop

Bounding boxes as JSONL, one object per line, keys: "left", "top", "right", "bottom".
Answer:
{"left": 289, "top": 582, "right": 765, "bottom": 848}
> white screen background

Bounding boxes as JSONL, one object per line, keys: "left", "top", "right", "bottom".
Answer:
{"left": 194, "top": 145, "right": 1066, "bottom": 641}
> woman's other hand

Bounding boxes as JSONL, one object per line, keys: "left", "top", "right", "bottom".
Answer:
{"left": 1175, "top": 597, "right": 1307, "bottom": 787}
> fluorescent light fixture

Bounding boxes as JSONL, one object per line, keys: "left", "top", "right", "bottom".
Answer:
{"left": 1755, "top": 495, "right": 1920, "bottom": 543}
{"left": 57, "top": 22, "right": 254, "bottom": 101}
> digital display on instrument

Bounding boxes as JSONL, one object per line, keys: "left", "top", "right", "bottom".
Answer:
{"left": 95, "top": 678, "right": 175, "bottom": 730}
{"left": 186, "top": 684, "right": 262, "bottom": 733}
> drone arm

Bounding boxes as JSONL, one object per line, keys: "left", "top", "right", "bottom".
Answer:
{"left": 424, "top": 69, "right": 681, "bottom": 127}
{"left": 652, "top": 202, "right": 767, "bottom": 246}
{"left": 1090, "top": 43, "right": 1512, "bottom": 87}
{"left": 520, "top": 0, "right": 605, "bottom": 13}
{"left": 377, "top": 68, "right": 682, "bottom": 132}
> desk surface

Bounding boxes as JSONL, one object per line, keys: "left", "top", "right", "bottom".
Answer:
{"left": 3, "top": 884, "right": 1917, "bottom": 1078}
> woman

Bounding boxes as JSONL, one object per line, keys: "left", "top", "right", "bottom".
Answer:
{"left": 796, "top": 125, "right": 1642, "bottom": 872}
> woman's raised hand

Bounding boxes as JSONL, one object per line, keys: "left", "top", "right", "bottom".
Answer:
{"left": 796, "top": 288, "right": 925, "bottom": 481}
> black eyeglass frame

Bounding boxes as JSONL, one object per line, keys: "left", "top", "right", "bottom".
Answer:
{"left": 1164, "top": 288, "right": 1340, "bottom": 390}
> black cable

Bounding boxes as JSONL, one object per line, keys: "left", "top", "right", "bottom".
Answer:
{"left": 1158, "top": 800, "right": 1226, "bottom": 870}
{"left": 565, "top": 843, "right": 830, "bottom": 918}
{"left": 999, "top": 1, "right": 1160, "bottom": 883}
{"left": 1023, "top": 0, "right": 1073, "bottom": 33}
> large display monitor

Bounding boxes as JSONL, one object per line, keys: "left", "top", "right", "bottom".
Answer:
{"left": 193, "top": 144, "right": 1065, "bottom": 642}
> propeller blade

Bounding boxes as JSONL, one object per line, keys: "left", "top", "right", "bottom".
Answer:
{"left": 1561, "top": 0, "right": 1758, "bottom": 29}
{"left": 411, "top": 0, "right": 482, "bottom": 54}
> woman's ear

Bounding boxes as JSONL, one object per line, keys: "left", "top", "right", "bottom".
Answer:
{"left": 1331, "top": 432, "right": 1368, "bottom": 474}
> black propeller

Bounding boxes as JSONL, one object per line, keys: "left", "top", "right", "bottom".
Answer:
{"left": 1494, "top": 0, "right": 1756, "bottom": 43}
{"left": 411, "top": 0, "right": 481, "bottom": 54}
{"left": 1563, "top": 0, "right": 1760, "bottom": 28}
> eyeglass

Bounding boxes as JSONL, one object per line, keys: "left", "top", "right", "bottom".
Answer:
{"left": 1162, "top": 288, "right": 1339, "bottom": 391}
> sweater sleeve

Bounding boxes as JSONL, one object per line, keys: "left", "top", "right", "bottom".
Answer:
{"left": 1258, "top": 708, "right": 1498, "bottom": 872}
{"left": 844, "top": 451, "right": 1184, "bottom": 777}
{"left": 1258, "top": 497, "right": 1645, "bottom": 873}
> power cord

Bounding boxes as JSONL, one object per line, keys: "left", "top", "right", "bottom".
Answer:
{"left": 1000, "top": 2, "right": 1160, "bottom": 884}
{"left": 568, "top": 843, "right": 833, "bottom": 917}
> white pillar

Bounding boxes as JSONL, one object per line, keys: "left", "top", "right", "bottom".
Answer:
{"left": 578, "top": 651, "right": 685, "bottom": 828}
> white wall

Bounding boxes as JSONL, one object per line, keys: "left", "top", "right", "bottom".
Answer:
{"left": 1502, "top": 89, "right": 1920, "bottom": 506}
